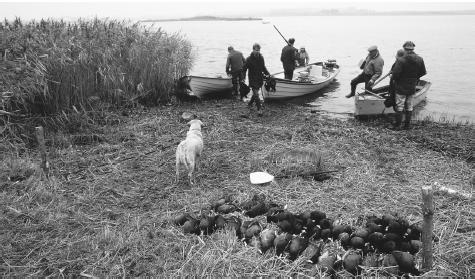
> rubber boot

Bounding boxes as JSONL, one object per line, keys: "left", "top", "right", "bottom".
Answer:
{"left": 404, "top": 111, "right": 413, "bottom": 130}
{"left": 392, "top": 111, "right": 403, "bottom": 130}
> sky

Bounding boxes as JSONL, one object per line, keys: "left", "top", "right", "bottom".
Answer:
{"left": 1, "top": 0, "right": 475, "bottom": 20}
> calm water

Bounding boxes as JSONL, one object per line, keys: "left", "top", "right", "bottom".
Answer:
{"left": 146, "top": 15, "right": 475, "bottom": 122}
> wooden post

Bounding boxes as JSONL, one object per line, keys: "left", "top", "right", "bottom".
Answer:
{"left": 421, "top": 185, "right": 434, "bottom": 271}
{"left": 35, "top": 126, "right": 49, "bottom": 175}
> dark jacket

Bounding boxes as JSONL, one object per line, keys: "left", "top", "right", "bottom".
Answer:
{"left": 392, "top": 52, "right": 427, "bottom": 95}
{"left": 243, "top": 51, "right": 270, "bottom": 89}
{"left": 280, "top": 45, "right": 297, "bottom": 70}
{"left": 226, "top": 50, "right": 245, "bottom": 73}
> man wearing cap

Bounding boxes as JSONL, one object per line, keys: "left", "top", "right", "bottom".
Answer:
{"left": 243, "top": 43, "right": 270, "bottom": 116}
{"left": 346, "top": 45, "right": 384, "bottom": 98}
{"left": 297, "top": 47, "right": 310, "bottom": 66}
{"left": 226, "top": 46, "right": 246, "bottom": 98}
{"left": 391, "top": 41, "right": 427, "bottom": 129}
{"left": 281, "top": 38, "right": 298, "bottom": 80}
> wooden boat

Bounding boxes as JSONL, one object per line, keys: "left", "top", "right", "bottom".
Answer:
{"left": 188, "top": 75, "right": 233, "bottom": 98}
{"left": 354, "top": 80, "right": 431, "bottom": 117}
{"left": 262, "top": 61, "right": 340, "bottom": 100}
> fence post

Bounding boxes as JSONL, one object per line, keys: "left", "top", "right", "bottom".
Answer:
{"left": 421, "top": 185, "right": 434, "bottom": 271}
{"left": 35, "top": 126, "right": 49, "bottom": 176}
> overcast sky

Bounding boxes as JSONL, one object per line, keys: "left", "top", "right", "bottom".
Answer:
{"left": 2, "top": 0, "right": 475, "bottom": 21}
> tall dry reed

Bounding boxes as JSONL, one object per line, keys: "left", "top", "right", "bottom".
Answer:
{"left": 0, "top": 17, "right": 194, "bottom": 148}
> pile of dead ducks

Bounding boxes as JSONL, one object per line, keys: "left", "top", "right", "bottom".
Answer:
{"left": 172, "top": 194, "right": 425, "bottom": 277}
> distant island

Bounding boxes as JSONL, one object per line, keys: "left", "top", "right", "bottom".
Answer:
{"left": 141, "top": 16, "right": 262, "bottom": 23}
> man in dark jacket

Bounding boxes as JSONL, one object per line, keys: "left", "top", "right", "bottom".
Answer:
{"left": 280, "top": 38, "right": 298, "bottom": 80}
{"left": 346, "top": 45, "right": 384, "bottom": 98}
{"left": 243, "top": 43, "right": 270, "bottom": 116}
{"left": 226, "top": 46, "right": 246, "bottom": 97}
{"left": 391, "top": 41, "right": 427, "bottom": 129}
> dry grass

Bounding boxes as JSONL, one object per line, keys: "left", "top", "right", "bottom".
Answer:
{"left": 0, "top": 99, "right": 473, "bottom": 278}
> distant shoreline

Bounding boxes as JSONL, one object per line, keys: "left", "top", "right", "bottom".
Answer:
{"left": 141, "top": 16, "right": 262, "bottom": 23}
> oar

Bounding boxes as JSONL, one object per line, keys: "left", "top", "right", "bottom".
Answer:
{"left": 372, "top": 72, "right": 391, "bottom": 87}
{"left": 273, "top": 25, "right": 289, "bottom": 45}
{"left": 364, "top": 89, "right": 385, "bottom": 99}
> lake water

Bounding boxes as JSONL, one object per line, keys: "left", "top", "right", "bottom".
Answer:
{"left": 146, "top": 15, "right": 475, "bottom": 123}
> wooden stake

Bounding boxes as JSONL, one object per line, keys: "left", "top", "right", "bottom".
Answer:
{"left": 421, "top": 185, "right": 434, "bottom": 271}
{"left": 35, "top": 126, "right": 49, "bottom": 175}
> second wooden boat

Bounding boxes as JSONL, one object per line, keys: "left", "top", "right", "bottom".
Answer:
{"left": 262, "top": 61, "right": 340, "bottom": 100}
{"left": 354, "top": 80, "right": 431, "bottom": 117}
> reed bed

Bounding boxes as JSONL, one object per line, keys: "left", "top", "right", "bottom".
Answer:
{"left": 0, "top": 17, "right": 193, "bottom": 149}
{"left": 0, "top": 99, "right": 473, "bottom": 278}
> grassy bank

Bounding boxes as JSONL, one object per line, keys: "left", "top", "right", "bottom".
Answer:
{"left": 0, "top": 98, "right": 473, "bottom": 278}
{"left": 0, "top": 18, "right": 193, "bottom": 149}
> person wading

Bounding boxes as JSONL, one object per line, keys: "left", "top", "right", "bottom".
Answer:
{"left": 280, "top": 38, "right": 298, "bottom": 80}
{"left": 346, "top": 45, "right": 384, "bottom": 98}
{"left": 391, "top": 41, "right": 427, "bottom": 130}
{"left": 242, "top": 43, "right": 270, "bottom": 116}
{"left": 225, "top": 46, "right": 246, "bottom": 98}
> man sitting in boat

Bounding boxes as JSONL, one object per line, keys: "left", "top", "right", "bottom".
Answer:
{"left": 297, "top": 47, "right": 310, "bottom": 67}
{"left": 280, "top": 38, "right": 298, "bottom": 80}
{"left": 226, "top": 46, "right": 246, "bottom": 98}
{"left": 391, "top": 41, "right": 427, "bottom": 130}
{"left": 346, "top": 45, "right": 384, "bottom": 98}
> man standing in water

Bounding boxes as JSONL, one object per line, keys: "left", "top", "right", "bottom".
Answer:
{"left": 226, "top": 46, "right": 246, "bottom": 98}
{"left": 391, "top": 41, "right": 427, "bottom": 130}
{"left": 243, "top": 43, "right": 270, "bottom": 116}
{"left": 280, "top": 38, "right": 298, "bottom": 80}
{"left": 346, "top": 45, "right": 384, "bottom": 98}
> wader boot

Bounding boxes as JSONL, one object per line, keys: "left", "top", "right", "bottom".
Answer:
{"left": 404, "top": 111, "right": 413, "bottom": 130}
{"left": 256, "top": 97, "right": 263, "bottom": 116}
{"left": 392, "top": 111, "right": 403, "bottom": 130}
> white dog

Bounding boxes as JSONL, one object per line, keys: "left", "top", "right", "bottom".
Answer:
{"left": 175, "top": 119, "right": 204, "bottom": 185}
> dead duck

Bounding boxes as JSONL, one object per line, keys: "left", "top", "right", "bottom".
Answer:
{"left": 259, "top": 228, "right": 276, "bottom": 253}
{"left": 226, "top": 216, "right": 242, "bottom": 238}
{"left": 214, "top": 215, "right": 227, "bottom": 229}
{"left": 366, "top": 222, "right": 383, "bottom": 233}
{"left": 274, "top": 232, "right": 293, "bottom": 256}
{"left": 199, "top": 215, "right": 215, "bottom": 235}
{"left": 392, "top": 250, "right": 420, "bottom": 275}
{"left": 216, "top": 203, "right": 238, "bottom": 214}
{"left": 266, "top": 206, "right": 285, "bottom": 223}
{"left": 338, "top": 232, "right": 351, "bottom": 248}
{"left": 409, "top": 240, "right": 422, "bottom": 255}
{"left": 289, "top": 235, "right": 309, "bottom": 261}
{"left": 349, "top": 236, "right": 365, "bottom": 250}
{"left": 245, "top": 201, "right": 268, "bottom": 218}
{"left": 183, "top": 219, "right": 200, "bottom": 235}
{"left": 368, "top": 232, "right": 384, "bottom": 250}
{"left": 173, "top": 212, "right": 193, "bottom": 226}
{"left": 342, "top": 250, "right": 362, "bottom": 275}
{"left": 353, "top": 228, "right": 370, "bottom": 241}
{"left": 310, "top": 210, "right": 326, "bottom": 223}
{"left": 244, "top": 221, "right": 262, "bottom": 241}
{"left": 382, "top": 253, "right": 399, "bottom": 275}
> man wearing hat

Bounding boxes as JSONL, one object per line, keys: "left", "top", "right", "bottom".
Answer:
{"left": 280, "top": 38, "right": 298, "bottom": 80}
{"left": 346, "top": 45, "right": 384, "bottom": 98}
{"left": 391, "top": 41, "right": 427, "bottom": 129}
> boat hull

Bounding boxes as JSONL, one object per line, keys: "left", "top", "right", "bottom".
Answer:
{"left": 262, "top": 62, "right": 339, "bottom": 100}
{"left": 188, "top": 75, "right": 233, "bottom": 98}
{"left": 354, "top": 80, "right": 431, "bottom": 116}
